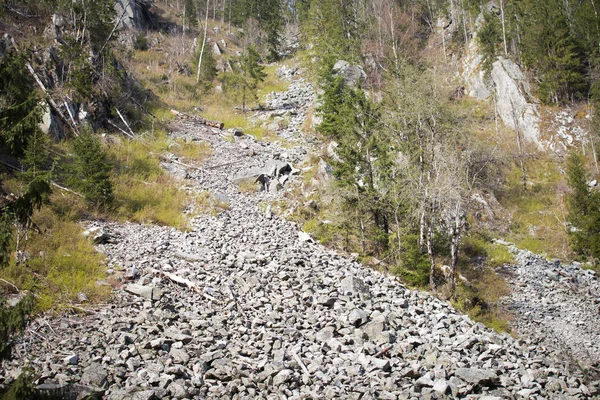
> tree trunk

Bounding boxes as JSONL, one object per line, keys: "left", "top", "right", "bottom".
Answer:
{"left": 427, "top": 218, "right": 436, "bottom": 293}
{"left": 196, "top": 0, "right": 210, "bottom": 83}
{"left": 449, "top": 210, "right": 464, "bottom": 299}
{"left": 499, "top": 0, "right": 508, "bottom": 56}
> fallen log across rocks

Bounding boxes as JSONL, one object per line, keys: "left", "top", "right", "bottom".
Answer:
{"left": 171, "top": 109, "right": 224, "bottom": 129}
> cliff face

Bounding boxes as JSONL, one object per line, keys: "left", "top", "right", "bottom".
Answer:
{"left": 463, "top": 40, "right": 542, "bottom": 147}
{"left": 461, "top": 29, "right": 595, "bottom": 154}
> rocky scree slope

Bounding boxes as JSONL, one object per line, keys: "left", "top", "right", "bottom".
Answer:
{"left": 1, "top": 67, "right": 599, "bottom": 400}
{"left": 500, "top": 245, "right": 600, "bottom": 373}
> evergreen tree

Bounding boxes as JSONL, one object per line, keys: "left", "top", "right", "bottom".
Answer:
{"left": 231, "top": 0, "right": 283, "bottom": 59}
{"left": 0, "top": 51, "right": 43, "bottom": 157}
{"left": 223, "top": 46, "right": 266, "bottom": 111}
{"left": 316, "top": 68, "right": 392, "bottom": 254}
{"left": 302, "top": 0, "right": 362, "bottom": 68}
{"left": 477, "top": 10, "right": 502, "bottom": 73}
{"left": 566, "top": 152, "right": 600, "bottom": 261}
{"left": 515, "top": 0, "right": 586, "bottom": 103}
{"left": 69, "top": 131, "right": 114, "bottom": 209}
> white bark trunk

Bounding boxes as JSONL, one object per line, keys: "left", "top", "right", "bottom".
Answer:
{"left": 196, "top": 0, "right": 210, "bottom": 83}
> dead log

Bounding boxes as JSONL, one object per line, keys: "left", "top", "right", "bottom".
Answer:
{"left": 170, "top": 109, "right": 224, "bottom": 129}
{"left": 149, "top": 268, "right": 222, "bottom": 304}
{"left": 374, "top": 345, "right": 394, "bottom": 358}
{"left": 234, "top": 105, "right": 272, "bottom": 112}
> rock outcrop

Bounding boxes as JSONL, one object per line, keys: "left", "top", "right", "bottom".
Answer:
{"left": 490, "top": 58, "right": 541, "bottom": 145}
{"left": 115, "top": 0, "right": 153, "bottom": 30}
{"left": 463, "top": 48, "right": 541, "bottom": 146}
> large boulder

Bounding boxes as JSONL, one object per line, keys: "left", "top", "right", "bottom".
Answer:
{"left": 333, "top": 60, "right": 366, "bottom": 87}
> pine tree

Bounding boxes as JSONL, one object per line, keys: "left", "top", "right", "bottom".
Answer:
{"left": 477, "top": 11, "right": 502, "bottom": 73}
{"left": 316, "top": 68, "right": 392, "bottom": 254}
{"left": 516, "top": 0, "right": 586, "bottom": 103}
{"left": 302, "top": 0, "right": 362, "bottom": 68}
{"left": 231, "top": 0, "right": 283, "bottom": 59}
{"left": 69, "top": 131, "right": 114, "bottom": 209}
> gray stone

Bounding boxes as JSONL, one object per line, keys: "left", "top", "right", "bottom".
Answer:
{"left": 273, "top": 369, "right": 293, "bottom": 386}
{"left": 63, "top": 354, "right": 78, "bottom": 365}
{"left": 340, "top": 276, "right": 369, "bottom": 296}
{"left": 455, "top": 368, "right": 500, "bottom": 387}
{"left": 332, "top": 60, "right": 366, "bottom": 87}
{"left": 348, "top": 309, "right": 369, "bottom": 327}
{"left": 115, "top": 0, "right": 152, "bottom": 30}
{"left": 316, "top": 327, "right": 335, "bottom": 343}
{"left": 432, "top": 379, "right": 449, "bottom": 394}
{"left": 80, "top": 363, "right": 108, "bottom": 387}
{"left": 416, "top": 375, "right": 435, "bottom": 388}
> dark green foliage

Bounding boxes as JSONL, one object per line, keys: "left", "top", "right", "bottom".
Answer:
{"left": 0, "top": 212, "right": 12, "bottom": 268}
{"left": 12, "top": 178, "right": 52, "bottom": 228}
{"left": 316, "top": 67, "right": 393, "bottom": 255}
{"left": 69, "top": 132, "right": 114, "bottom": 209}
{"left": 69, "top": 0, "right": 116, "bottom": 51}
{"left": 395, "top": 234, "right": 431, "bottom": 287}
{"left": 134, "top": 33, "right": 149, "bottom": 51}
{"left": 196, "top": 47, "right": 218, "bottom": 93}
{"left": 20, "top": 129, "right": 53, "bottom": 184}
{"left": 301, "top": 0, "right": 362, "bottom": 67}
{"left": 223, "top": 46, "right": 266, "bottom": 110}
{"left": 0, "top": 294, "right": 34, "bottom": 360}
{"left": 184, "top": 0, "right": 198, "bottom": 29}
{"left": 566, "top": 152, "right": 600, "bottom": 261}
{"left": 0, "top": 369, "right": 35, "bottom": 400}
{"left": 0, "top": 51, "right": 43, "bottom": 157}
{"left": 477, "top": 11, "right": 501, "bottom": 73}
{"left": 231, "top": 0, "right": 283, "bottom": 60}
{"left": 509, "top": 0, "right": 587, "bottom": 103}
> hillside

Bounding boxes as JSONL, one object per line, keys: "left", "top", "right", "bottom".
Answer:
{"left": 1, "top": 0, "right": 600, "bottom": 398}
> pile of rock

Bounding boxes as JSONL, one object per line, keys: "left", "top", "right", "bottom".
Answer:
{"left": 2, "top": 61, "right": 599, "bottom": 400}
{"left": 4, "top": 215, "right": 598, "bottom": 399}
{"left": 232, "top": 159, "right": 299, "bottom": 193}
{"left": 500, "top": 246, "right": 600, "bottom": 371}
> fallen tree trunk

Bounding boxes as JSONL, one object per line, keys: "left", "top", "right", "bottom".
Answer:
{"left": 171, "top": 109, "right": 224, "bottom": 129}
{"left": 149, "top": 268, "right": 221, "bottom": 304}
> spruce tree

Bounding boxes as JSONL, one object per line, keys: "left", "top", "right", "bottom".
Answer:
{"left": 69, "top": 131, "right": 114, "bottom": 209}
{"left": 0, "top": 51, "right": 43, "bottom": 157}
{"left": 566, "top": 152, "right": 600, "bottom": 261}
{"left": 223, "top": 45, "right": 266, "bottom": 111}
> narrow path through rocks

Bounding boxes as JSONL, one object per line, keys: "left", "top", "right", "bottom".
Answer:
{"left": 2, "top": 67, "right": 600, "bottom": 399}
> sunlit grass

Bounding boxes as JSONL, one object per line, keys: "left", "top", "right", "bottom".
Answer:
{"left": 0, "top": 190, "right": 111, "bottom": 312}
{"left": 497, "top": 154, "right": 571, "bottom": 259}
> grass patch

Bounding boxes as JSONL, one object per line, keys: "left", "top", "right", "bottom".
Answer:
{"left": 170, "top": 139, "right": 213, "bottom": 164}
{"left": 0, "top": 192, "right": 111, "bottom": 312}
{"left": 257, "top": 64, "right": 289, "bottom": 99}
{"left": 453, "top": 266, "right": 513, "bottom": 333}
{"left": 107, "top": 133, "right": 199, "bottom": 229}
{"left": 237, "top": 178, "right": 261, "bottom": 194}
{"left": 113, "top": 174, "right": 191, "bottom": 228}
{"left": 497, "top": 153, "right": 571, "bottom": 259}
